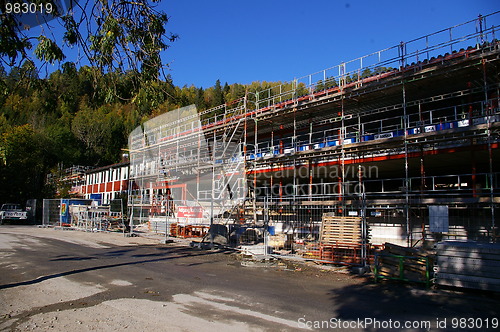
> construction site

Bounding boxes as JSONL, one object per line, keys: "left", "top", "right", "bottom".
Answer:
{"left": 115, "top": 13, "right": 500, "bottom": 289}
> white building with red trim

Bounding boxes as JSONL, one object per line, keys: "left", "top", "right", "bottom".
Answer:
{"left": 82, "top": 162, "right": 129, "bottom": 205}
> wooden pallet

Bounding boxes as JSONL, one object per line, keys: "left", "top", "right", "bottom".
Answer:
{"left": 320, "top": 215, "right": 362, "bottom": 245}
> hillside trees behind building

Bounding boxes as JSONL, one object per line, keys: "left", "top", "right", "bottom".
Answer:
{"left": 0, "top": 60, "right": 290, "bottom": 202}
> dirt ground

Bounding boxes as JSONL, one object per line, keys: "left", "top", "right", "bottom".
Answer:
{"left": 1, "top": 226, "right": 499, "bottom": 331}
{"left": 0, "top": 226, "right": 357, "bottom": 331}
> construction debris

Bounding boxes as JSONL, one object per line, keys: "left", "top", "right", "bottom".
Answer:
{"left": 374, "top": 243, "right": 434, "bottom": 286}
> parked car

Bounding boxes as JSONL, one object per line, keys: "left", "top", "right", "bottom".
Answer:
{"left": 0, "top": 203, "right": 28, "bottom": 224}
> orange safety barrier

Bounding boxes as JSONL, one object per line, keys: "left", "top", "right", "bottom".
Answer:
{"left": 306, "top": 242, "right": 375, "bottom": 265}
{"left": 170, "top": 223, "right": 209, "bottom": 238}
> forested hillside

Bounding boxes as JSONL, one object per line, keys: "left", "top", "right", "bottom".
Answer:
{"left": 0, "top": 60, "right": 295, "bottom": 203}
{"left": 0, "top": 0, "right": 389, "bottom": 206}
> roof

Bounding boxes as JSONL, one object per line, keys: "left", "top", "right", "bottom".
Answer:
{"left": 85, "top": 161, "right": 130, "bottom": 174}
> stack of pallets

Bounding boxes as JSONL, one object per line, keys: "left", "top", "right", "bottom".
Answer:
{"left": 320, "top": 216, "right": 362, "bottom": 245}
{"left": 305, "top": 215, "right": 368, "bottom": 265}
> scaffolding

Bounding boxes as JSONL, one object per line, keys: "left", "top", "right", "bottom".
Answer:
{"left": 128, "top": 103, "right": 248, "bottom": 239}
{"left": 128, "top": 12, "right": 500, "bottom": 262}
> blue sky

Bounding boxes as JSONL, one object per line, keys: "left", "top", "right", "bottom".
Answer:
{"left": 162, "top": 0, "right": 499, "bottom": 88}
{"left": 9, "top": 0, "right": 498, "bottom": 88}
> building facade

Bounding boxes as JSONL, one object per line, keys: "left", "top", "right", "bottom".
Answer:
{"left": 82, "top": 162, "right": 130, "bottom": 205}
{"left": 127, "top": 14, "right": 500, "bottom": 251}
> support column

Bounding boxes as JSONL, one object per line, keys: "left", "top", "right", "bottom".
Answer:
{"left": 420, "top": 144, "right": 426, "bottom": 240}
{"left": 400, "top": 41, "right": 411, "bottom": 247}
{"left": 308, "top": 159, "right": 313, "bottom": 201}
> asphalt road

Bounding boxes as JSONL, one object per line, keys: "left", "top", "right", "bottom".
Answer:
{"left": 0, "top": 226, "right": 499, "bottom": 331}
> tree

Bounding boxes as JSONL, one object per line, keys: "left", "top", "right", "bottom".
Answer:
{"left": 71, "top": 105, "right": 108, "bottom": 163}
{"left": 45, "top": 122, "right": 83, "bottom": 165}
{"left": 0, "top": 124, "right": 51, "bottom": 202}
{"left": 213, "top": 79, "right": 224, "bottom": 107}
{"left": 0, "top": 63, "right": 6, "bottom": 78}
{"left": 71, "top": 104, "right": 128, "bottom": 165}
{"left": 0, "top": 0, "right": 177, "bottom": 96}
{"left": 315, "top": 79, "right": 325, "bottom": 92}
{"left": 223, "top": 82, "right": 230, "bottom": 97}
{"left": 0, "top": 113, "right": 9, "bottom": 133}
{"left": 195, "top": 87, "right": 206, "bottom": 110}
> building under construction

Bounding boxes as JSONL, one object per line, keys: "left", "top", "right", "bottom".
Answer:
{"left": 128, "top": 13, "right": 500, "bottom": 261}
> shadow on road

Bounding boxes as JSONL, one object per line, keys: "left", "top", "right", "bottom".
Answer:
{"left": 50, "top": 256, "right": 98, "bottom": 261}
{"left": 0, "top": 245, "right": 232, "bottom": 290}
{"left": 330, "top": 279, "right": 500, "bottom": 325}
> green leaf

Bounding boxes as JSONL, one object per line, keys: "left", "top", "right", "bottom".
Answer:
{"left": 34, "top": 36, "right": 65, "bottom": 64}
